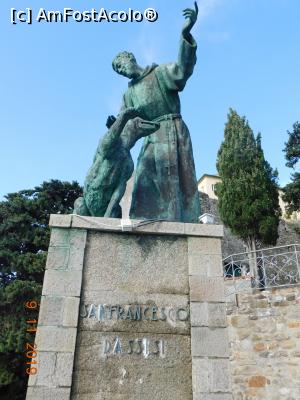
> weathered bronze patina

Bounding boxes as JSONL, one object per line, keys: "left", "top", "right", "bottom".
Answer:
{"left": 74, "top": 108, "right": 159, "bottom": 217}
{"left": 75, "top": 3, "right": 200, "bottom": 222}
{"left": 112, "top": 3, "right": 200, "bottom": 222}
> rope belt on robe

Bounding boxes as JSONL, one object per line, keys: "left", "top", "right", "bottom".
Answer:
{"left": 153, "top": 113, "right": 182, "bottom": 123}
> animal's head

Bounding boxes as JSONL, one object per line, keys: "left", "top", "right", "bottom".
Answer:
{"left": 129, "top": 118, "right": 160, "bottom": 136}
{"left": 123, "top": 118, "right": 160, "bottom": 149}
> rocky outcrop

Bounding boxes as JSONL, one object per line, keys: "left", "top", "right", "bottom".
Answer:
{"left": 199, "top": 192, "right": 300, "bottom": 259}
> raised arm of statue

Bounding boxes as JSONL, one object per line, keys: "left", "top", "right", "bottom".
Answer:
{"left": 182, "top": 2, "right": 198, "bottom": 44}
{"left": 154, "top": 3, "right": 198, "bottom": 93}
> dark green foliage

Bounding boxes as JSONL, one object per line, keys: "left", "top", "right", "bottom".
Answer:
{"left": 0, "top": 180, "right": 82, "bottom": 399}
{"left": 283, "top": 173, "right": 300, "bottom": 215}
{"left": 283, "top": 122, "right": 300, "bottom": 168}
{"left": 283, "top": 122, "right": 300, "bottom": 214}
{"left": 216, "top": 109, "right": 281, "bottom": 251}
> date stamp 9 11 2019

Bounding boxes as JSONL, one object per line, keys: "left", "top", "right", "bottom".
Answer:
{"left": 24, "top": 300, "right": 39, "bottom": 376}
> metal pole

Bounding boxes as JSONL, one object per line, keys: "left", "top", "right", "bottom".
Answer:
{"left": 261, "top": 250, "right": 267, "bottom": 289}
{"left": 294, "top": 244, "right": 300, "bottom": 281}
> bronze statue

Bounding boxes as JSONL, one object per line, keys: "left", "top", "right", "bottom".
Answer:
{"left": 112, "top": 3, "right": 200, "bottom": 222}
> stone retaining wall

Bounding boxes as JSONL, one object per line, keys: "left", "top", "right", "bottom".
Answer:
{"left": 227, "top": 285, "right": 300, "bottom": 400}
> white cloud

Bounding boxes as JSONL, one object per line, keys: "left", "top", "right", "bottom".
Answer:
{"left": 136, "top": 29, "right": 163, "bottom": 66}
{"left": 192, "top": 0, "right": 230, "bottom": 41}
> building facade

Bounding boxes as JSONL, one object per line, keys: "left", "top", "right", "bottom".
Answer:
{"left": 198, "top": 174, "right": 299, "bottom": 221}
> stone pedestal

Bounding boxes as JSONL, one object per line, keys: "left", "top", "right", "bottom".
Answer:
{"left": 26, "top": 215, "right": 232, "bottom": 400}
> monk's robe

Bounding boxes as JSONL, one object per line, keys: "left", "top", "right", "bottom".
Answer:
{"left": 121, "top": 34, "right": 200, "bottom": 222}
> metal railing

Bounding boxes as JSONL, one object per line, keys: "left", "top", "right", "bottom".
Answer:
{"left": 223, "top": 244, "right": 300, "bottom": 295}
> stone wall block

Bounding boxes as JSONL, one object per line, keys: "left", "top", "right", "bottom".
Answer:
{"left": 35, "top": 326, "right": 77, "bottom": 352}
{"left": 188, "top": 254, "right": 223, "bottom": 277}
{"left": 184, "top": 224, "right": 223, "bottom": 238}
{"left": 193, "top": 394, "right": 233, "bottom": 400}
{"left": 69, "top": 229, "right": 87, "bottom": 250}
{"left": 190, "top": 276, "right": 225, "bottom": 303}
{"left": 39, "top": 296, "right": 80, "bottom": 328}
{"left": 28, "top": 351, "right": 74, "bottom": 388}
{"left": 29, "top": 352, "right": 56, "bottom": 387}
{"left": 73, "top": 331, "right": 192, "bottom": 399}
{"left": 188, "top": 237, "right": 222, "bottom": 256}
{"left": 191, "top": 303, "right": 227, "bottom": 327}
{"left": 46, "top": 246, "right": 70, "bottom": 270}
{"left": 68, "top": 246, "right": 86, "bottom": 271}
{"left": 47, "top": 229, "right": 86, "bottom": 271}
{"left": 49, "top": 228, "right": 70, "bottom": 247}
{"left": 26, "top": 387, "right": 71, "bottom": 400}
{"left": 138, "top": 221, "right": 185, "bottom": 235}
{"left": 38, "top": 296, "right": 64, "bottom": 326}
{"left": 191, "top": 302, "right": 208, "bottom": 327}
{"left": 27, "top": 371, "right": 37, "bottom": 388}
{"left": 230, "top": 315, "right": 250, "bottom": 328}
{"left": 49, "top": 214, "right": 72, "bottom": 228}
{"left": 193, "top": 358, "right": 232, "bottom": 393}
{"left": 83, "top": 232, "right": 189, "bottom": 295}
{"left": 42, "top": 270, "right": 82, "bottom": 297}
{"left": 62, "top": 297, "right": 80, "bottom": 327}
{"left": 70, "top": 215, "right": 121, "bottom": 230}
{"left": 191, "top": 327, "right": 229, "bottom": 357}
{"left": 54, "top": 353, "right": 74, "bottom": 387}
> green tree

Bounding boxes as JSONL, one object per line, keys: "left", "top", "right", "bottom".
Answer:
{"left": 283, "top": 122, "right": 300, "bottom": 214}
{"left": 216, "top": 109, "right": 281, "bottom": 255}
{"left": 0, "top": 180, "right": 82, "bottom": 400}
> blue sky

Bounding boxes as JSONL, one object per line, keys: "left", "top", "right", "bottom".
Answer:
{"left": 0, "top": 0, "right": 299, "bottom": 199}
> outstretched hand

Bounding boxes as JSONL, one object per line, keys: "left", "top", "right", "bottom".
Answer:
{"left": 182, "top": 2, "right": 198, "bottom": 40}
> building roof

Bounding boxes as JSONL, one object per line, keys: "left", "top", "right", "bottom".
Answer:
{"left": 198, "top": 174, "right": 220, "bottom": 184}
